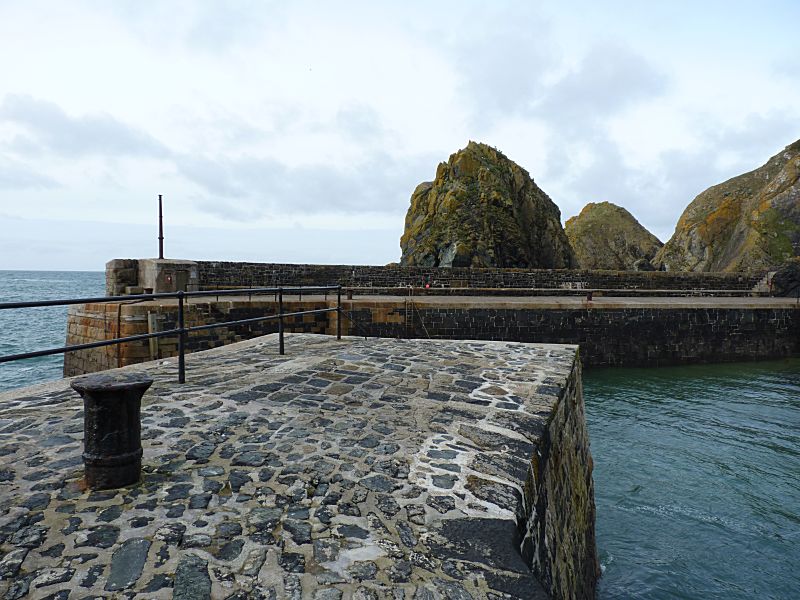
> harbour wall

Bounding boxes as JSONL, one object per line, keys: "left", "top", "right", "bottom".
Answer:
{"left": 106, "top": 259, "right": 766, "bottom": 295}
{"left": 195, "top": 261, "right": 764, "bottom": 291}
{"left": 340, "top": 299, "right": 799, "bottom": 367}
{"left": 65, "top": 296, "right": 800, "bottom": 375}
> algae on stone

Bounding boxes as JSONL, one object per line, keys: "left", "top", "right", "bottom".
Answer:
{"left": 400, "top": 141, "right": 576, "bottom": 268}
{"left": 565, "top": 202, "right": 663, "bottom": 270}
{"left": 654, "top": 139, "right": 800, "bottom": 272}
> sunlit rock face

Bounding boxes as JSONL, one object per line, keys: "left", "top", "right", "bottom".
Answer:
{"left": 654, "top": 139, "right": 800, "bottom": 273}
{"left": 400, "top": 141, "right": 576, "bottom": 269}
{"left": 565, "top": 202, "right": 663, "bottom": 270}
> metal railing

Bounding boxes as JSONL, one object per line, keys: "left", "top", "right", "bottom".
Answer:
{"left": 0, "top": 285, "right": 342, "bottom": 383}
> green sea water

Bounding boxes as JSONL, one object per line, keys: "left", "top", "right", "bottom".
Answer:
{"left": 0, "top": 270, "right": 104, "bottom": 392}
{"left": 585, "top": 360, "right": 800, "bottom": 599}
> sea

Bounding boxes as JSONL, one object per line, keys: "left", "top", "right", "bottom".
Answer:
{"left": 1, "top": 270, "right": 799, "bottom": 598}
{"left": 586, "top": 361, "right": 800, "bottom": 599}
{"left": 0, "top": 270, "right": 104, "bottom": 392}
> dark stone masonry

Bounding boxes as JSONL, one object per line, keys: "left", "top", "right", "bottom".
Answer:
{"left": 106, "top": 259, "right": 766, "bottom": 296}
{"left": 0, "top": 335, "right": 597, "bottom": 599}
{"left": 65, "top": 295, "right": 800, "bottom": 376}
{"left": 340, "top": 297, "right": 800, "bottom": 367}
{"left": 195, "top": 261, "right": 764, "bottom": 292}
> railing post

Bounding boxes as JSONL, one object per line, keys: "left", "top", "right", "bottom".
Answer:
{"left": 177, "top": 291, "right": 186, "bottom": 383}
{"left": 278, "top": 287, "right": 285, "bottom": 355}
{"left": 337, "top": 285, "right": 342, "bottom": 340}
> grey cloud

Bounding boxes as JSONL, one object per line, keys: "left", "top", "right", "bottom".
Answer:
{"left": 195, "top": 197, "right": 264, "bottom": 222}
{"left": 551, "top": 134, "right": 740, "bottom": 243}
{"left": 510, "top": 43, "right": 671, "bottom": 226}
{"left": 534, "top": 43, "right": 668, "bottom": 133}
{"left": 447, "top": 5, "right": 553, "bottom": 119}
{"left": 184, "top": 1, "right": 284, "bottom": 52}
{"left": 548, "top": 134, "right": 666, "bottom": 233}
{"left": 177, "top": 151, "right": 436, "bottom": 222}
{"left": 336, "top": 105, "right": 384, "bottom": 142}
{"left": 700, "top": 111, "right": 800, "bottom": 168}
{"left": 0, "top": 94, "right": 169, "bottom": 158}
{"left": 0, "top": 159, "right": 60, "bottom": 190}
{"left": 773, "top": 58, "right": 800, "bottom": 80}
{"left": 552, "top": 110, "right": 800, "bottom": 244}
{"left": 95, "top": 0, "right": 286, "bottom": 53}
{"left": 175, "top": 155, "right": 246, "bottom": 198}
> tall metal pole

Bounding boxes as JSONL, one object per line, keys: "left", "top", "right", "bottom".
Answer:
{"left": 158, "top": 194, "right": 164, "bottom": 260}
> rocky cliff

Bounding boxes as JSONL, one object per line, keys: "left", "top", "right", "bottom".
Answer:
{"left": 400, "top": 142, "right": 576, "bottom": 268}
{"left": 654, "top": 140, "right": 800, "bottom": 272}
{"left": 565, "top": 202, "right": 663, "bottom": 270}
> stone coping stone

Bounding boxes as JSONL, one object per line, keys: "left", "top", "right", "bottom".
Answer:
{"left": 0, "top": 333, "right": 577, "bottom": 599}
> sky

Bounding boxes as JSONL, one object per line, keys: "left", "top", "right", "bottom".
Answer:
{"left": 1, "top": 1, "right": 799, "bottom": 271}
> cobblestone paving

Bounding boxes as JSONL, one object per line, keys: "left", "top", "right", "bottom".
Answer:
{"left": 0, "top": 334, "right": 577, "bottom": 599}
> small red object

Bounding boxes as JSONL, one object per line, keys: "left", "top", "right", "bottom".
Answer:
{"left": 425, "top": 283, "right": 430, "bottom": 289}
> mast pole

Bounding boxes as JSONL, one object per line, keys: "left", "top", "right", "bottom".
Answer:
{"left": 158, "top": 194, "right": 164, "bottom": 259}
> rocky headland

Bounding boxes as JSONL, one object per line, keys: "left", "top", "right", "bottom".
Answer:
{"left": 655, "top": 139, "right": 800, "bottom": 272}
{"left": 565, "top": 202, "right": 663, "bottom": 271}
{"left": 399, "top": 142, "right": 576, "bottom": 269}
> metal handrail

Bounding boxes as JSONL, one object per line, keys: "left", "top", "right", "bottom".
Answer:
{"left": 0, "top": 285, "right": 343, "bottom": 383}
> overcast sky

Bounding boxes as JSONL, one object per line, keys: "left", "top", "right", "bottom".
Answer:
{"left": 1, "top": 1, "right": 799, "bottom": 270}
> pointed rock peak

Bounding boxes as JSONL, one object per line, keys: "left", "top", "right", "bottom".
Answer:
{"left": 400, "top": 143, "right": 575, "bottom": 269}
{"left": 565, "top": 202, "right": 662, "bottom": 270}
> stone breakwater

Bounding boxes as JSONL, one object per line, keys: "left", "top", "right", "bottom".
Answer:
{"left": 65, "top": 296, "right": 800, "bottom": 377}
{"left": 0, "top": 334, "right": 597, "bottom": 599}
{"left": 105, "top": 260, "right": 764, "bottom": 297}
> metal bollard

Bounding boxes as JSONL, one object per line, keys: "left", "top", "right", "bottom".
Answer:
{"left": 70, "top": 372, "right": 153, "bottom": 490}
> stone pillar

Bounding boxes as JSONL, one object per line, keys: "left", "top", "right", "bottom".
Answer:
{"left": 105, "top": 259, "right": 140, "bottom": 296}
{"left": 70, "top": 372, "right": 153, "bottom": 489}
{"left": 138, "top": 258, "right": 199, "bottom": 293}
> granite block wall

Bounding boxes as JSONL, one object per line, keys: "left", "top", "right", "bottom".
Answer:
{"left": 341, "top": 303, "right": 800, "bottom": 367}
{"left": 105, "top": 259, "right": 139, "bottom": 296}
{"left": 521, "top": 357, "right": 599, "bottom": 598}
{"left": 195, "top": 261, "right": 763, "bottom": 291}
{"left": 66, "top": 297, "right": 799, "bottom": 376}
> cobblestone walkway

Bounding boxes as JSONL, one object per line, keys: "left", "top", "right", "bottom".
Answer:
{"left": 0, "top": 334, "right": 577, "bottom": 599}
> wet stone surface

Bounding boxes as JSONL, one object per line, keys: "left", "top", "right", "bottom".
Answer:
{"left": 0, "top": 334, "right": 576, "bottom": 599}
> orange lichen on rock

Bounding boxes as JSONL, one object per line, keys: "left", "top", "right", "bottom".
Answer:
{"left": 655, "top": 140, "right": 800, "bottom": 272}
{"left": 400, "top": 141, "right": 576, "bottom": 268}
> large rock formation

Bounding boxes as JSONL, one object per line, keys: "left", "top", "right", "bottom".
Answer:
{"left": 400, "top": 142, "right": 576, "bottom": 268}
{"left": 565, "top": 202, "right": 663, "bottom": 270}
{"left": 654, "top": 139, "right": 800, "bottom": 272}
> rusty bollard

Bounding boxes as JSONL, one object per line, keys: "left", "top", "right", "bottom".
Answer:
{"left": 70, "top": 372, "right": 153, "bottom": 490}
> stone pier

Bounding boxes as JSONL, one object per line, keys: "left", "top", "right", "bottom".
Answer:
{"left": 0, "top": 334, "right": 596, "bottom": 599}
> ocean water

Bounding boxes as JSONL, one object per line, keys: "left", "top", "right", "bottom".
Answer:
{"left": 1, "top": 271, "right": 798, "bottom": 598}
{"left": 0, "top": 270, "right": 104, "bottom": 392}
{"left": 585, "top": 360, "right": 800, "bottom": 599}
